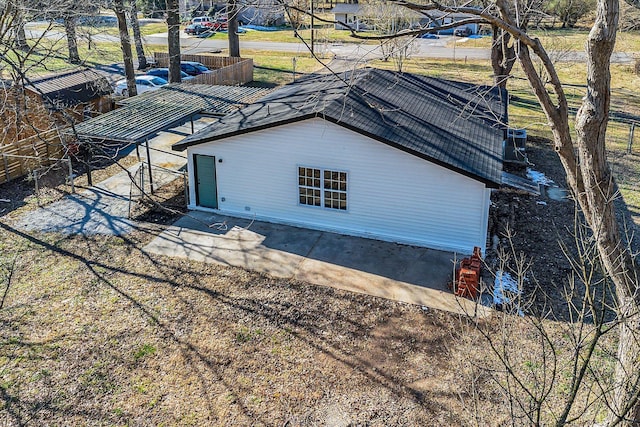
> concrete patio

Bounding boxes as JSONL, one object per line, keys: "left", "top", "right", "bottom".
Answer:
{"left": 144, "top": 211, "right": 490, "bottom": 316}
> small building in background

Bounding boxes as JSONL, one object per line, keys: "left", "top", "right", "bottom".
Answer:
{"left": 331, "top": 2, "right": 481, "bottom": 34}
{"left": 1, "top": 68, "right": 112, "bottom": 145}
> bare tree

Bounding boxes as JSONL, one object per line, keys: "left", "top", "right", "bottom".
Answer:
{"left": 114, "top": 0, "right": 137, "bottom": 96}
{"left": 13, "top": 1, "right": 29, "bottom": 51}
{"left": 166, "top": 0, "right": 180, "bottom": 83}
{"left": 544, "top": 0, "right": 597, "bottom": 28}
{"left": 57, "top": 0, "right": 98, "bottom": 64}
{"left": 129, "top": 0, "right": 148, "bottom": 70}
{"left": 227, "top": 0, "right": 240, "bottom": 57}
{"left": 443, "top": 0, "right": 640, "bottom": 423}
{"left": 63, "top": 14, "right": 80, "bottom": 64}
{"left": 287, "top": 0, "right": 640, "bottom": 423}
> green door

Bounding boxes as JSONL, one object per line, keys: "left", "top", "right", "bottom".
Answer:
{"left": 195, "top": 154, "right": 218, "bottom": 209}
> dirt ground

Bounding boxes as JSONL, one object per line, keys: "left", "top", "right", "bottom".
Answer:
{"left": 0, "top": 137, "right": 637, "bottom": 425}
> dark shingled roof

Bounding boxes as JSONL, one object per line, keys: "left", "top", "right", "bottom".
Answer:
{"left": 173, "top": 68, "right": 507, "bottom": 186}
{"left": 25, "top": 68, "right": 112, "bottom": 108}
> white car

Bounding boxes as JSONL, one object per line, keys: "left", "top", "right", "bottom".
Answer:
{"left": 114, "top": 75, "right": 168, "bottom": 97}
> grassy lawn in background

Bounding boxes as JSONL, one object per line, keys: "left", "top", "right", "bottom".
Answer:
{"left": 444, "top": 27, "right": 640, "bottom": 52}
{"left": 1, "top": 41, "right": 168, "bottom": 78}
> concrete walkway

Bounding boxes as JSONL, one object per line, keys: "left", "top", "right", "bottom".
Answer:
{"left": 15, "top": 117, "right": 215, "bottom": 235}
{"left": 144, "top": 212, "right": 490, "bottom": 316}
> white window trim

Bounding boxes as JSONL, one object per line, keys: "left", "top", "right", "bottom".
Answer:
{"left": 297, "top": 165, "right": 349, "bottom": 212}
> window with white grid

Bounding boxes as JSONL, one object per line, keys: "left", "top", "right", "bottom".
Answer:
{"left": 298, "top": 167, "right": 347, "bottom": 211}
{"left": 323, "top": 170, "right": 347, "bottom": 210}
{"left": 298, "top": 167, "right": 321, "bottom": 207}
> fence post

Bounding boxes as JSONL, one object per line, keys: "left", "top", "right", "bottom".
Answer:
{"left": 145, "top": 137, "right": 154, "bottom": 195}
{"left": 140, "top": 163, "right": 144, "bottom": 197}
{"left": 85, "top": 142, "right": 93, "bottom": 186}
{"left": 3, "top": 154, "right": 9, "bottom": 182}
{"left": 628, "top": 123, "right": 636, "bottom": 154}
{"left": 34, "top": 169, "right": 39, "bottom": 205}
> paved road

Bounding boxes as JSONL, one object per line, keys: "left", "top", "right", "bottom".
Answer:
{"left": 146, "top": 32, "right": 494, "bottom": 61}
{"left": 25, "top": 25, "right": 635, "bottom": 65}
{"left": 146, "top": 32, "right": 634, "bottom": 63}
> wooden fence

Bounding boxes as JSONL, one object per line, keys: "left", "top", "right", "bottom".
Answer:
{"left": 152, "top": 53, "right": 253, "bottom": 85}
{"left": 0, "top": 129, "right": 66, "bottom": 185}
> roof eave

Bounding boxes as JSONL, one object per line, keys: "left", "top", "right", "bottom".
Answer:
{"left": 172, "top": 113, "right": 317, "bottom": 151}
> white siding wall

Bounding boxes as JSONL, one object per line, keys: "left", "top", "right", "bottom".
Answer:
{"left": 187, "top": 119, "right": 491, "bottom": 253}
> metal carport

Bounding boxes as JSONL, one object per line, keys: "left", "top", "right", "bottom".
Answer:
{"left": 68, "top": 83, "right": 269, "bottom": 186}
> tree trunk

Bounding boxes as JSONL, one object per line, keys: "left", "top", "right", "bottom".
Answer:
{"left": 14, "top": 5, "right": 29, "bottom": 51}
{"left": 129, "top": 1, "right": 148, "bottom": 70}
{"left": 166, "top": 0, "right": 181, "bottom": 83}
{"left": 577, "top": 2, "right": 640, "bottom": 424}
{"left": 490, "top": 25, "right": 516, "bottom": 88}
{"left": 115, "top": 0, "right": 137, "bottom": 97}
{"left": 227, "top": 0, "right": 240, "bottom": 57}
{"left": 63, "top": 16, "right": 81, "bottom": 64}
{"left": 15, "top": 22, "right": 28, "bottom": 51}
{"left": 500, "top": 0, "right": 640, "bottom": 421}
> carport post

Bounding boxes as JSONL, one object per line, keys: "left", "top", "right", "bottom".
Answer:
{"left": 84, "top": 141, "right": 93, "bottom": 187}
{"left": 190, "top": 116, "right": 194, "bottom": 134}
{"left": 145, "top": 137, "right": 154, "bottom": 195}
{"left": 183, "top": 172, "right": 188, "bottom": 205}
{"left": 135, "top": 142, "right": 141, "bottom": 162}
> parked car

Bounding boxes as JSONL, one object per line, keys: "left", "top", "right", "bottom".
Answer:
{"left": 454, "top": 26, "right": 472, "bottom": 37}
{"left": 191, "top": 16, "right": 214, "bottom": 27}
{"left": 185, "top": 23, "right": 211, "bottom": 35}
{"left": 212, "top": 18, "right": 228, "bottom": 31}
{"left": 114, "top": 75, "right": 168, "bottom": 97}
{"left": 180, "top": 61, "right": 211, "bottom": 76}
{"left": 145, "top": 68, "right": 194, "bottom": 82}
{"left": 421, "top": 33, "right": 440, "bottom": 39}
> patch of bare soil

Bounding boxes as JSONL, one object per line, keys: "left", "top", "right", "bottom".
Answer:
{"left": 0, "top": 224, "right": 473, "bottom": 426}
{"left": 486, "top": 136, "right": 577, "bottom": 307}
{"left": 485, "top": 136, "right": 639, "bottom": 316}
{"left": 128, "top": 178, "right": 188, "bottom": 226}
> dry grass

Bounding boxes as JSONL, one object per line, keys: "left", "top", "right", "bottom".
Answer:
{"left": 0, "top": 220, "right": 471, "bottom": 425}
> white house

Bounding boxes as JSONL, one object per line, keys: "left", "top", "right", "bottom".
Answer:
{"left": 331, "top": 3, "right": 368, "bottom": 31}
{"left": 172, "top": 68, "right": 507, "bottom": 254}
{"left": 331, "top": 2, "right": 481, "bottom": 35}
